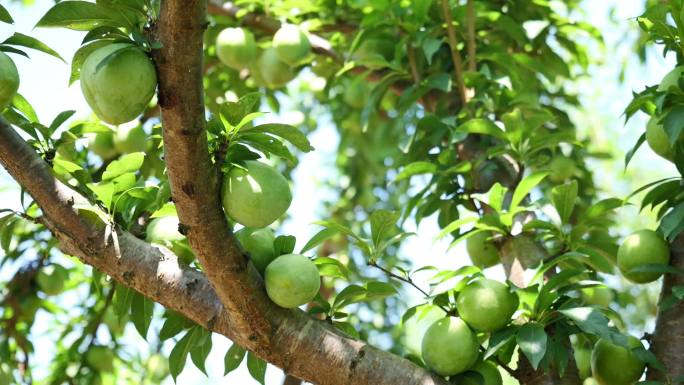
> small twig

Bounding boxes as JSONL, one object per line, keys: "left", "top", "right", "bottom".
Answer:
{"left": 406, "top": 42, "right": 421, "bottom": 84}
{"left": 368, "top": 261, "right": 451, "bottom": 314}
{"left": 466, "top": 0, "right": 476, "bottom": 72}
{"left": 439, "top": 0, "right": 468, "bottom": 104}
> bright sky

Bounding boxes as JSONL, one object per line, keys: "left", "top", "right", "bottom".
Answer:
{"left": 0, "top": 0, "right": 679, "bottom": 384}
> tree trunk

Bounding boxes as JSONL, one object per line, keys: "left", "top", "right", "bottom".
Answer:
{"left": 647, "top": 233, "right": 684, "bottom": 381}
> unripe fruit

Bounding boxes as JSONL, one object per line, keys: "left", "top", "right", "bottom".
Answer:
{"left": 113, "top": 125, "right": 147, "bottom": 154}
{"left": 401, "top": 304, "right": 445, "bottom": 356}
{"left": 645, "top": 118, "right": 674, "bottom": 161}
{"left": 548, "top": 156, "right": 575, "bottom": 183}
{"left": 81, "top": 44, "right": 157, "bottom": 125}
{"left": 0, "top": 51, "right": 19, "bottom": 110}
{"left": 216, "top": 27, "right": 258, "bottom": 70}
{"left": 500, "top": 235, "right": 547, "bottom": 269}
{"left": 264, "top": 254, "right": 320, "bottom": 308}
{"left": 591, "top": 337, "right": 645, "bottom": 385}
{"left": 19, "top": 296, "right": 41, "bottom": 321}
{"left": 343, "top": 77, "right": 368, "bottom": 109}
{"left": 222, "top": 161, "right": 292, "bottom": 228}
{"left": 235, "top": 227, "right": 276, "bottom": 274}
{"left": 273, "top": 24, "right": 310, "bottom": 65}
{"left": 146, "top": 216, "right": 184, "bottom": 244}
{"left": 36, "top": 264, "right": 69, "bottom": 296}
{"left": 454, "top": 361, "right": 503, "bottom": 385}
{"left": 421, "top": 317, "right": 479, "bottom": 376}
{"left": 255, "top": 47, "right": 296, "bottom": 89}
{"left": 617, "top": 229, "right": 670, "bottom": 283}
{"left": 581, "top": 286, "right": 614, "bottom": 308}
{"left": 88, "top": 131, "right": 118, "bottom": 160}
{"left": 457, "top": 278, "right": 518, "bottom": 332}
{"left": 574, "top": 344, "right": 592, "bottom": 379}
{"left": 86, "top": 346, "right": 115, "bottom": 372}
{"left": 466, "top": 231, "right": 500, "bottom": 268}
{"left": 657, "top": 66, "right": 684, "bottom": 92}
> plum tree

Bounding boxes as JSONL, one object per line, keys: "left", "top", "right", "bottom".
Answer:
{"left": 264, "top": 254, "right": 320, "bottom": 308}
{"left": 113, "top": 125, "right": 147, "bottom": 154}
{"left": 0, "top": 52, "right": 19, "bottom": 110}
{"left": 235, "top": 227, "right": 276, "bottom": 274}
{"left": 421, "top": 317, "right": 479, "bottom": 376}
{"left": 80, "top": 44, "right": 157, "bottom": 125}
{"left": 466, "top": 231, "right": 500, "bottom": 268}
{"left": 221, "top": 161, "right": 292, "bottom": 228}
{"left": 617, "top": 229, "right": 670, "bottom": 283}
{"left": 216, "top": 27, "right": 258, "bottom": 70}
{"left": 36, "top": 264, "right": 68, "bottom": 296}
{"left": 273, "top": 24, "right": 310, "bottom": 65}
{"left": 645, "top": 118, "right": 674, "bottom": 161}
{"left": 456, "top": 278, "right": 518, "bottom": 332}
{"left": 591, "top": 337, "right": 645, "bottom": 385}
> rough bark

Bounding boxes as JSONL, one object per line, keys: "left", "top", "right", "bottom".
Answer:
{"left": 647, "top": 233, "right": 684, "bottom": 382}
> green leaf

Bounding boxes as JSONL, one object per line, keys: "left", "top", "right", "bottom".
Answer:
{"left": 159, "top": 311, "right": 191, "bottom": 341}
{"left": 661, "top": 201, "right": 684, "bottom": 241}
{"left": 485, "top": 326, "right": 517, "bottom": 359}
{"left": 49, "top": 110, "right": 76, "bottom": 132}
{"left": 624, "top": 133, "right": 646, "bottom": 169}
{"left": 332, "top": 284, "right": 367, "bottom": 309}
{"left": 190, "top": 329, "right": 212, "bottom": 375}
{"left": 246, "top": 352, "right": 267, "bottom": 385}
{"left": 224, "top": 343, "right": 246, "bottom": 375}
{"left": 102, "top": 152, "right": 145, "bottom": 180}
{"left": 11, "top": 93, "right": 38, "bottom": 123}
{"left": 510, "top": 171, "right": 549, "bottom": 211}
{"left": 365, "top": 281, "right": 398, "bottom": 299}
{"left": 2, "top": 33, "right": 64, "bottom": 62}
{"left": 70, "top": 40, "right": 116, "bottom": 84}
{"left": 551, "top": 180, "right": 578, "bottom": 224}
{"left": 220, "top": 92, "right": 262, "bottom": 126}
{"left": 314, "top": 220, "right": 370, "bottom": 254}
{"left": 456, "top": 119, "right": 505, "bottom": 139}
{"left": 35, "top": 1, "right": 121, "bottom": 30}
{"left": 131, "top": 291, "right": 154, "bottom": 340}
{"left": 245, "top": 123, "right": 314, "bottom": 152}
{"left": 394, "top": 161, "right": 438, "bottom": 182}
{"left": 314, "top": 256, "right": 349, "bottom": 279}
{"left": 239, "top": 132, "right": 296, "bottom": 163}
{"left": 559, "top": 307, "right": 622, "bottom": 343}
{"left": 300, "top": 227, "right": 338, "bottom": 253}
{"left": 112, "top": 284, "right": 134, "bottom": 318}
{"left": 169, "top": 327, "right": 201, "bottom": 381}
{"left": 370, "top": 210, "right": 399, "bottom": 248}
{"left": 516, "top": 323, "right": 547, "bottom": 370}
{"left": 435, "top": 217, "right": 478, "bottom": 240}
{"left": 663, "top": 105, "right": 684, "bottom": 145}
{"left": 273, "top": 235, "right": 296, "bottom": 255}
{"left": 0, "top": 5, "right": 13, "bottom": 24}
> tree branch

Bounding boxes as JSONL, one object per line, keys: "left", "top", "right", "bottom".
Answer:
{"left": 647, "top": 233, "right": 684, "bottom": 381}
{"left": 439, "top": 0, "right": 468, "bottom": 104}
{"left": 466, "top": 0, "right": 476, "bottom": 72}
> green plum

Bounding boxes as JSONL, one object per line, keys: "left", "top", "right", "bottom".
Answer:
{"left": 216, "top": 27, "right": 258, "bottom": 70}
{"left": 235, "top": 227, "right": 276, "bottom": 274}
{"left": 457, "top": 278, "right": 518, "bottom": 332}
{"left": 591, "top": 337, "right": 645, "bottom": 385}
{"left": 273, "top": 24, "right": 310, "bottom": 65}
{"left": 421, "top": 317, "right": 479, "bottom": 376}
{"left": 466, "top": 231, "right": 500, "bottom": 268}
{"left": 617, "top": 229, "right": 670, "bottom": 283}
{"left": 221, "top": 161, "right": 292, "bottom": 228}
{"left": 264, "top": 254, "right": 320, "bottom": 308}
{"left": 81, "top": 43, "right": 157, "bottom": 125}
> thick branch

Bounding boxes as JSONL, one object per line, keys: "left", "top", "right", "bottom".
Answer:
{"left": 647, "top": 233, "right": 684, "bottom": 381}
{"left": 0, "top": 117, "right": 450, "bottom": 385}
{"left": 466, "top": 0, "right": 476, "bottom": 72}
